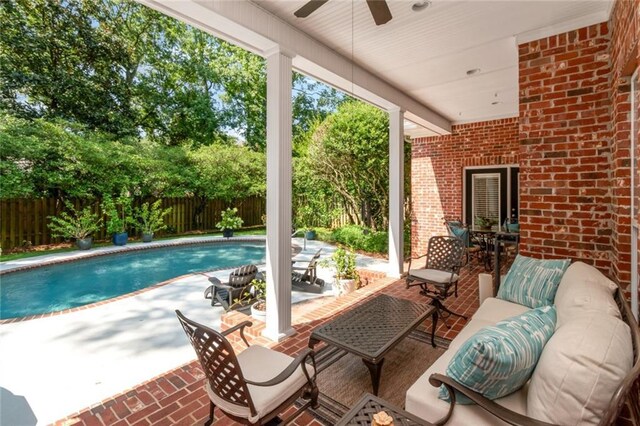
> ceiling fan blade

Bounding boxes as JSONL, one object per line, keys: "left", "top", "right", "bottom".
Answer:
{"left": 366, "top": 0, "right": 392, "bottom": 25}
{"left": 294, "top": 0, "right": 330, "bottom": 18}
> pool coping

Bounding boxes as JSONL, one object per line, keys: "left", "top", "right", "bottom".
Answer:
{"left": 0, "top": 236, "right": 284, "bottom": 325}
{"left": 0, "top": 236, "right": 266, "bottom": 275}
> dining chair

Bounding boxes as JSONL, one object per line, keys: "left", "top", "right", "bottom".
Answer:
{"left": 175, "top": 310, "right": 319, "bottom": 425}
{"left": 406, "top": 236, "right": 467, "bottom": 327}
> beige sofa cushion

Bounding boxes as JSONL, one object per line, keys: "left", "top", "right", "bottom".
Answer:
{"left": 471, "top": 297, "right": 531, "bottom": 324}
{"left": 527, "top": 314, "right": 633, "bottom": 425}
{"left": 405, "top": 344, "right": 529, "bottom": 425}
{"left": 554, "top": 261, "right": 619, "bottom": 327}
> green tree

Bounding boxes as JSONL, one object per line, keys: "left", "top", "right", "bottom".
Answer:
{"left": 0, "top": 0, "right": 140, "bottom": 137}
{"left": 304, "top": 101, "right": 391, "bottom": 230}
{"left": 0, "top": 115, "right": 144, "bottom": 200}
{"left": 187, "top": 143, "right": 266, "bottom": 228}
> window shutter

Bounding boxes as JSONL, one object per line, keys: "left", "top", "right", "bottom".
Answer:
{"left": 473, "top": 174, "right": 500, "bottom": 223}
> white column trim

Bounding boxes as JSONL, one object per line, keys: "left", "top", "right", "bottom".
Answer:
{"left": 263, "top": 49, "right": 295, "bottom": 341}
{"left": 388, "top": 107, "right": 405, "bottom": 278}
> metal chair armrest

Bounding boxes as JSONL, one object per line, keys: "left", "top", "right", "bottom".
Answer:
{"left": 221, "top": 320, "right": 253, "bottom": 347}
{"left": 245, "top": 348, "right": 317, "bottom": 388}
{"left": 407, "top": 253, "right": 428, "bottom": 271}
{"left": 428, "top": 374, "right": 558, "bottom": 426}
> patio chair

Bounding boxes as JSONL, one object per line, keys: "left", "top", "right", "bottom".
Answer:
{"left": 445, "top": 220, "right": 482, "bottom": 269}
{"left": 175, "top": 310, "right": 319, "bottom": 426}
{"left": 406, "top": 236, "right": 467, "bottom": 328}
{"left": 292, "top": 248, "right": 323, "bottom": 286}
{"left": 204, "top": 264, "right": 260, "bottom": 310}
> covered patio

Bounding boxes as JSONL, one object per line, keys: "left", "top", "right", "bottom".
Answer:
{"left": 41, "top": 0, "right": 640, "bottom": 424}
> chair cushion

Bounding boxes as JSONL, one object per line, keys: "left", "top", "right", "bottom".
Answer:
{"left": 472, "top": 297, "right": 531, "bottom": 324}
{"left": 205, "top": 345, "right": 312, "bottom": 423}
{"left": 553, "top": 261, "right": 620, "bottom": 327}
{"left": 408, "top": 269, "right": 459, "bottom": 284}
{"left": 497, "top": 255, "right": 570, "bottom": 308}
{"left": 527, "top": 314, "right": 633, "bottom": 425}
{"left": 405, "top": 344, "right": 529, "bottom": 425}
{"left": 440, "top": 306, "right": 556, "bottom": 404}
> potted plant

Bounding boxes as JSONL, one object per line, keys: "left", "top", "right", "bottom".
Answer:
{"left": 474, "top": 216, "right": 494, "bottom": 230}
{"left": 323, "top": 248, "right": 359, "bottom": 297}
{"left": 248, "top": 278, "right": 267, "bottom": 320}
{"left": 229, "top": 278, "right": 267, "bottom": 321}
{"left": 48, "top": 202, "right": 102, "bottom": 250}
{"left": 134, "top": 200, "right": 172, "bottom": 243}
{"left": 216, "top": 207, "right": 244, "bottom": 238}
{"left": 102, "top": 194, "right": 133, "bottom": 246}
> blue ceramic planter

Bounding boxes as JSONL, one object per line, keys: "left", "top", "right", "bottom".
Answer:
{"left": 112, "top": 232, "right": 128, "bottom": 246}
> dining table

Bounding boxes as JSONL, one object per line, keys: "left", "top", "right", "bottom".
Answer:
{"left": 469, "top": 226, "right": 499, "bottom": 271}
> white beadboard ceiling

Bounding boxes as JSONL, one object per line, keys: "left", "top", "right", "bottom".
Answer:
{"left": 252, "top": 0, "right": 612, "bottom": 133}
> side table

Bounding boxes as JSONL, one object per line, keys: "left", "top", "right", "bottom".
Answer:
{"left": 336, "top": 393, "right": 433, "bottom": 426}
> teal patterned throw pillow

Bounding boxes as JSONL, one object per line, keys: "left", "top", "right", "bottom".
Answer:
{"left": 497, "top": 255, "right": 570, "bottom": 308}
{"left": 439, "top": 306, "right": 557, "bottom": 404}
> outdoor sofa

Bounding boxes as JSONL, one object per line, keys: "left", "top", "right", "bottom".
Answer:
{"left": 406, "top": 260, "right": 640, "bottom": 425}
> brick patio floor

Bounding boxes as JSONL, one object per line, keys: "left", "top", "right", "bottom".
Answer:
{"left": 54, "top": 261, "right": 489, "bottom": 426}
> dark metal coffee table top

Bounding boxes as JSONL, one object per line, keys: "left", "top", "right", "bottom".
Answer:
{"left": 336, "top": 393, "right": 433, "bottom": 426}
{"left": 309, "top": 294, "right": 435, "bottom": 363}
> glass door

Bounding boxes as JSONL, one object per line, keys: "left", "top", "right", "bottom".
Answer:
{"left": 632, "top": 68, "right": 639, "bottom": 319}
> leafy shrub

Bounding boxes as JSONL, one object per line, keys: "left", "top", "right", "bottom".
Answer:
{"left": 48, "top": 202, "right": 102, "bottom": 240}
{"left": 135, "top": 200, "right": 172, "bottom": 234}
{"left": 216, "top": 207, "right": 244, "bottom": 231}
{"left": 331, "top": 225, "right": 388, "bottom": 254}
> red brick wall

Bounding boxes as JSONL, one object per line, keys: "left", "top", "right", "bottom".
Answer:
{"left": 518, "top": 22, "right": 613, "bottom": 272}
{"left": 410, "top": 118, "right": 519, "bottom": 255}
{"left": 609, "top": 0, "right": 639, "bottom": 287}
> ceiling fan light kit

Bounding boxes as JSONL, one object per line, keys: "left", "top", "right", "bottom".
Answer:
{"left": 294, "top": 0, "right": 393, "bottom": 26}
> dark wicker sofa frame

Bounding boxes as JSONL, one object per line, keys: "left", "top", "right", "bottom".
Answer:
{"left": 428, "top": 284, "right": 640, "bottom": 426}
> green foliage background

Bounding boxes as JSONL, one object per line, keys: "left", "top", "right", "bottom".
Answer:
{"left": 0, "top": 0, "right": 407, "bottom": 242}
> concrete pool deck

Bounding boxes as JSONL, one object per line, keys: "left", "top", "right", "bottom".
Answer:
{"left": 0, "top": 237, "right": 389, "bottom": 425}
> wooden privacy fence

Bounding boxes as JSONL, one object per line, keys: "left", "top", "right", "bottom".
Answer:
{"left": 0, "top": 196, "right": 266, "bottom": 250}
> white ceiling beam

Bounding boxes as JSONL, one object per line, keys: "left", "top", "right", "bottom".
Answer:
{"left": 137, "top": 0, "right": 451, "bottom": 135}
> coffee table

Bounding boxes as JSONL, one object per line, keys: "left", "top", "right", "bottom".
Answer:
{"left": 336, "top": 393, "right": 432, "bottom": 425}
{"left": 308, "top": 294, "right": 437, "bottom": 396}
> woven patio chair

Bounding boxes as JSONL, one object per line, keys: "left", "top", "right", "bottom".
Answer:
{"left": 204, "top": 264, "right": 260, "bottom": 310}
{"left": 175, "top": 310, "right": 318, "bottom": 425}
{"left": 406, "top": 236, "right": 467, "bottom": 328}
{"left": 445, "top": 220, "right": 483, "bottom": 269}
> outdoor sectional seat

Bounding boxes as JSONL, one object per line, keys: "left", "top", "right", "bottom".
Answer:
{"left": 405, "top": 261, "right": 640, "bottom": 426}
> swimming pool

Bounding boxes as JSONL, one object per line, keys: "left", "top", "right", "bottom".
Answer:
{"left": 0, "top": 242, "right": 265, "bottom": 320}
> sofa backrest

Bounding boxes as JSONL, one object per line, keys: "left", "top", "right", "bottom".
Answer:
{"left": 496, "top": 260, "right": 640, "bottom": 424}
{"left": 600, "top": 286, "right": 640, "bottom": 425}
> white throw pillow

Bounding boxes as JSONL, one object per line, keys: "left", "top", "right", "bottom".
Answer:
{"left": 527, "top": 314, "right": 633, "bottom": 425}
{"left": 554, "top": 261, "right": 620, "bottom": 327}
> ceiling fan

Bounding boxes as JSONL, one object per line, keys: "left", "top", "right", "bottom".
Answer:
{"left": 294, "top": 0, "right": 393, "bottom": 26}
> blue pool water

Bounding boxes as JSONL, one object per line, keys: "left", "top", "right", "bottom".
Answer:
{"left": 0, "top": 242, "right": 265, "bottom": 319}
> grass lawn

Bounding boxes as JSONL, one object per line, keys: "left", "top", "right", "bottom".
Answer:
{"left": 0, "top": 227, "right": 267, "bottom": 262}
